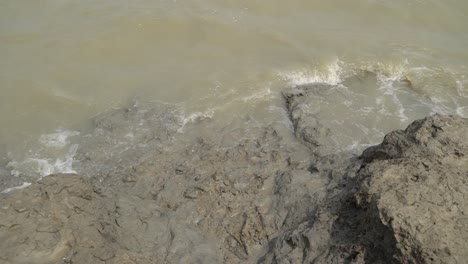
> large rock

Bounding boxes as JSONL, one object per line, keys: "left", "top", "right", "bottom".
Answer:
{"left": 261, "top": 115, "right": 468, "bottom": 263}
{"left": 357, "top": 114, "right": 468, "bottom": 263}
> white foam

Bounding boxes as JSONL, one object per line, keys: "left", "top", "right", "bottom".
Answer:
{"left": 53, "top": 144, "right": 79, "bottom": 175}
{"left": 342, "top": 141, "right": 370, "bottom": 152}
{"left": 455, "top": 77, "right": 467, "bottom": 98}
{"left": 125, "top": 133, "right": 135, "bottom": 139}
{"left": 372, "top": 61, "right": 409, "bottom": 83}
{"left": 25, "top": 158, "right": 54, "bottom": 177}
{"left": 242, "top": 87, "right": 272, "bottom": 102}
{"left": 373, "top": 68, "right": 410, "bottom": 122}
{"left": 375, "top": 97, "right": 383, "bottom": 105}
{"left": 1, "top": 182, "right": 31, "bottom": 194}
{"left": 39, "top": 130, "right": 80, "bottom": 148}
{"left": 456, "top": 106, "right": 468, "bottom": 117}
{"left": 7, "top": 144, "right": 78, "bottom": 177}
{"left": 177, "top": 109, "right": 215, "bottom": 132}
{"left": 278, "top": 59, "right": 343, "bottom": 86}
{"left": 390, "top": 94, "right": 409, "bottom": 122}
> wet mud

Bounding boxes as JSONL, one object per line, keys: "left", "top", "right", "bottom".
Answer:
{"left": 1, "top": 77, "right": 467, "bottom": 263}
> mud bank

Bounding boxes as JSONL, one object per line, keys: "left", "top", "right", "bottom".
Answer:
{"left": 0, "top": 83, "right": 467, "bottom": 263}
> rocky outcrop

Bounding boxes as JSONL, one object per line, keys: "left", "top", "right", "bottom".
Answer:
{"left": 0, "top": 93, "right": 467, "bottom": 263}
{"left": 357, "top": 115, "right": 468, "bottom": 263}
{"left": 262, "top": 115, "right": 468, "bottom": 263}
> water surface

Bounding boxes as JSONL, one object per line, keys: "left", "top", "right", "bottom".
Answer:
{"left": 1, "top": 0, "right": 467, "bottom": 178}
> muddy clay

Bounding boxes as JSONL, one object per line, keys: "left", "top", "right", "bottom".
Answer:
{"left": 0, "top": 83, "right": 467, "bottom": 263}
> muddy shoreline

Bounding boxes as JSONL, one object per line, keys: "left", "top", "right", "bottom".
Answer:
{"left": 1, "top": 81, "right": 467, "bottom": 263}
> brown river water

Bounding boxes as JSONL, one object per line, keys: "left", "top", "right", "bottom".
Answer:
{"left": 0, "top": 0, "right": 467, "bottom": 180}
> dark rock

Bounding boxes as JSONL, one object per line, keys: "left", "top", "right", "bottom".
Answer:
{"left": 261, "top": 115, "right": 468, "bottom": 264}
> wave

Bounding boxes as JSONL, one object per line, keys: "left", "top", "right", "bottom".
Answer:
{"left": 7, "top": 130, "right": 80, "bottom": 178}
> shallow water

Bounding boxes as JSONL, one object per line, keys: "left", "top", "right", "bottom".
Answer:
{"left": 1, "top": 0, "right": 467, "bottom": 179}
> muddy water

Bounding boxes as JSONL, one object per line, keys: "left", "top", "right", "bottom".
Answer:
{"left": 1, "top": 0, "right": 467, "bottom": 178}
